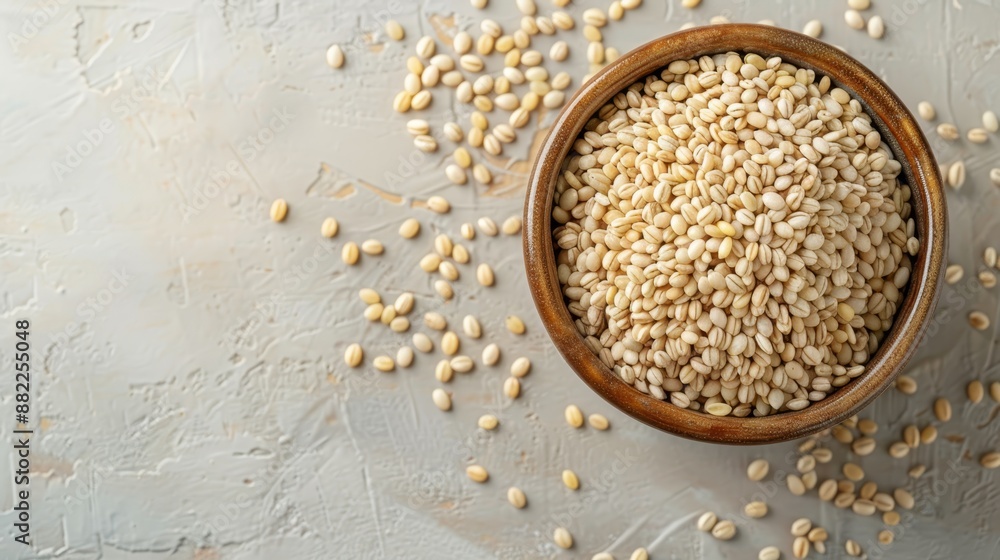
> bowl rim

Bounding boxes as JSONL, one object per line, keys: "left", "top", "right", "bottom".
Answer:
{"left": 523, "top": 24, "right": 947, "bottom": 444}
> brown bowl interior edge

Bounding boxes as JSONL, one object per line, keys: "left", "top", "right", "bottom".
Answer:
{"left": 523, "top": 24, "right": 947, "bottom": 445}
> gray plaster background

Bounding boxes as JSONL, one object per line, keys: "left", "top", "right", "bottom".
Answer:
{"left": 1, "top": 0, "right": 999, "bottom": 558}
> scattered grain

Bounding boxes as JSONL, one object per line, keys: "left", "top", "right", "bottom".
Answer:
{"left": 747, "top": 459, "right": 770, "bottom": 481}
{"left": 505, "top": 315, "right": 526, "bottom": 334}
{"left": 844, "top": 9, "right": 865, "bottom": 29}
{"left": 269, "top": 198, "right": 288, "bottom": 222}
{"left": 326, "top": 44, "right": 345, "bottom": 68}
{"left": 511, "top": 357, "right": 531, "bottom": 377}
{"left": 792, "top": 536, "right": 810, "bottom": 559}
{"left": 502, "top": 216, "right": 522, "bottom": 235}
{"left": 803, "top": 19, "right": 822, "bottom": 38}
{"left": 554, "top": 527, "right": 573, "bottom": 549}
{"left": 969, "top": 311, "right": 990, "bottom": 331}
{"left": 917, "top": 101, "right": 936, "bottom": 121}
{"left": 696, "top": 511, "right": 717, "bottom": 532}
{"left": 508, "top": 486, "right": 527, "bottom": 508}
{"left": 711, "top": 520, "right": 736, "bottom": 541}
{"left": 344, "top": 343, "right": 363, "bottom": 367}
{"left": 877, "top": 530, "right": 894, "bottom": 545}
{"left": 321, "top": 217, "right": 339, "bottom": 238}
{"left": 373, "top": 355, "right": 395, "bottom": 372}
{"left": 342, "top": 242, "right": 360, "bottom": 265}
{"left": 889, "top": 441, "right": 910, "bottom": 458}
{"left": 787, "top": 474, "right": 806, "bottom": 496}
{"left": 426, "top": 196, "right": 450, "bottom": 213}
{"left": 917, "top": 422, "right": 937, "bottom": 445}
{"left": 945, "top": 264, "right": 964, "bottom": 284}
{"left": 565, "top": 404, "right": 584, "bottom": 428}
{"left": 744, "top": 501, "right": 768, "bottom": 518}
{"left": 477, "top": 263, "right": 496, "bottom": 286}
{"left": 562, "top": 469, "right": 580, "bottom": 490}
{"left": 947, "top": 160, "right": 966, "bottom": 189}
{"left": 867, "top": 15, "right": 884, "bottom": 38}
{"left": 504, "top": 376, "right": 521, "bottom": 398}
{"left": 588, "top": 413, "right": 610, "bottom": 430}
{"left": 937, "top": 123, "right": 959, "bottom": 140}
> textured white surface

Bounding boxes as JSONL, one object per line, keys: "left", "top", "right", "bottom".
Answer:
{"left": 1, "top": 0, "right": 999, "bottom": 558}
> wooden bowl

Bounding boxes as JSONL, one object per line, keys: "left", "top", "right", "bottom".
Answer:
{"left": 523, "top": 24, "right": 947, "bottom": 444}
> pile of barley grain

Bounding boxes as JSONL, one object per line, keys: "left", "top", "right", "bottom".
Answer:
{"left": 552, "top": 52, "right": 919, "bottom": 417}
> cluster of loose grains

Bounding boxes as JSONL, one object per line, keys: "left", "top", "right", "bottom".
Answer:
{"left": 916, "top": 99, "right": 999, "bottom": 330}
{"left": 385, "top": 0, "right": 654, "bottom": 191}
{"left": 696, "top": 511, "right": 737, "bottom": 541}
{"left": 331, "top": 213, "right": 527, "bottom": 377}
{"left": 729, "top": 432, "right": 912, "bottom": 557}
{"left": 552, "top": 52, "right": 917, "bottom": 417}
{"left": 313, "top": 202, "right": 630, "bottom": 554}
{"left": 728, "top": 371, "right": 1000, "bottom": 557}
{"left": 840, "top": 0, "right": 886, "bottom": 40}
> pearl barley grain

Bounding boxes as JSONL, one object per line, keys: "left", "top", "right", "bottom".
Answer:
{"left": 432, "top": 388, "right": 452, "bottom": 410}
{"left": 508, "top": 486, "right": 527, "bottom": 508}
{"left": 326, "top": 44, "right": 345, "bottom": 68}
{"left": 482, "top": 344, "right": 500, "bottom": 366}
{"left": 398, "top": 218, "right": 420, "bottom": 239}
{"left": 321, "top": 217, "right": 339, "bottom": 238}
{"left": 344, "top": 343, "right": 363, "bottom": 367}
{"left": 502, "top": 216, "right": 522, "bottom": 235}
{"left": 867, "top": 15, "right": 885, "bottom": 38}
{"left": 984, "top": 110, "right": 1000, "bottom": 132}
{"left": 562, "top": 469, "right": 580, "bottom": 490}
{"left": 510, "top": 357, "right": 531, "bottom": 377}
{"left": 270, "top": 199, "right": 288, "bottom": 222}
{"left": 477, "top": 263, "right": 495, "bottom": 286}
{"left": 917, "top": 101, "right": 936, "bottom": 121}
{"left": 466, "top": 464, "right": 488, "bottom": 482}
{"left": 565, "top": 405, "right": 584, "bottom": 428}
{"left": 748, "top": 459, "right": 770, "bottom": 481}
{"left": 845, "top": 9, "right": 865, "bottom": 29}
{"left": 505, "top": 315, "right": 526, "bottom": 334}
{"left": 504, "top": 376, "right": 521, "bottom": 399}
{"left": 554, "top": 527, "right": 573, "bottom": 549}
{"left": 937, "top": 123, "right": 959, "bottom": 140}
{"left": 745, "top": 501, "right": 768, "bottom": 518}
{"left": 969, "top": 311, "right": 990, "bottom": 331}
{"left": 342, "top": 242, "right": 359, "bottom": 265}
{"left": 803, "top": 19, "right": 822, "bottom": 38}
{"left": 697, "top": 511, "right": 717, "bottom": 532}
{"left": 589, "top": 413, "right": 609, "bottom": 430}
{"left": 711, "top": 520, "right": 736, "bottom": 540}
{"left": 759, "top": 547, "right": 780, "bottom": 560}
{"left": 981, "top": 452, "right": 1000, "bottom": 469}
